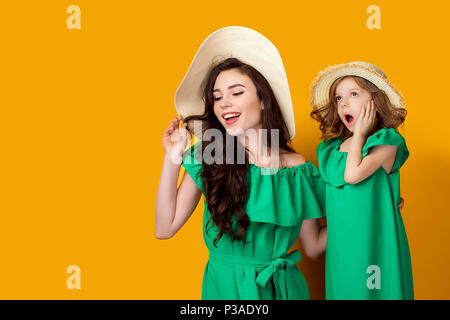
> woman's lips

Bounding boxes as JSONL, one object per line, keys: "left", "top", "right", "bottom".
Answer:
{"left": 225, "top": 114, "right": 240, "bottom": 125}
{"left": 222, "top": 112, "right": 241, "bottom": 125}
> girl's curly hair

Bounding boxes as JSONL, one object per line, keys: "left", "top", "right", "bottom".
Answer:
{"left": 311, "top": 75, "right": 407, "bottom": 141}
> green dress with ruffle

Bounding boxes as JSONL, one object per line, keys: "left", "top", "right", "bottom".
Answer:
{"left": 181, "top": 141, "right": 326, "bottom": 300}
{"left": 316, "top": 128, "right": 414, "bottom": 300}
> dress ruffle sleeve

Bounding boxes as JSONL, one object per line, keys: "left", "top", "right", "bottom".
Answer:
{"left": 299, "top": 162, "right": 326, "bottom": 219}
{"left": 244, "top": 161, "right": 326, "bottom": 226}
{"left": 181, "top": 142, "right": 204, "bottom": 193}
{"left": 316, "top": 138, "right": 347, "bottom": 188}
{"left": 362, "top": 128, "right": 409, "bottom": 173}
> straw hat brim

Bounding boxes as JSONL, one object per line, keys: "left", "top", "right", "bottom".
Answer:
{"left": 174, "top": 26, "right": 296, "bottom": 140}
{"left": 310, "top": 62, "right": 405, "bottom": 110}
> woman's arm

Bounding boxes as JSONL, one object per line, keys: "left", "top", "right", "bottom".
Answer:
{"left": 298, "top": 219, "right": 327, "bottom": 261}
{"left": 155, "top": 116, "right": 202, "bottom": 239}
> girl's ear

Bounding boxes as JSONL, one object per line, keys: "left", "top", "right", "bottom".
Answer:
{"left": 261, "top": 101, "right": 264, "bottom": 110}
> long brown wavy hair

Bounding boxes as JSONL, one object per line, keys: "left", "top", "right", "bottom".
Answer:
{"left": 311, "top": 75, "right": 407, "bottom": 141}
{"left": 183, "top": 57, "right": 295, "bottom": 247}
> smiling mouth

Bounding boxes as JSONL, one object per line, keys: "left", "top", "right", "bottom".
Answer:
{"left": 223, "top": 113, "right": 241, "bottom": 125}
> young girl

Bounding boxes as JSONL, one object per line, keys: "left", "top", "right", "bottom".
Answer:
{"left": 155, "top": 27, "right": 327, "bottom": 300}
{"left": 310, "top": 61, "right": 414, "bottom": 299}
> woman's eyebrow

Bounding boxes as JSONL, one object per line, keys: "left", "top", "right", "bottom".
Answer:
{"left": 213, "top": 84, "right": 246, "bottom": 92}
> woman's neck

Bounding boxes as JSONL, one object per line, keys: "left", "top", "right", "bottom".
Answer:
{"left": 237, "top": 127, "right": 279, "bottom": 167}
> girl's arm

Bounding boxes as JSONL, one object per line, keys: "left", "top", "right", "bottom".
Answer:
{"left": 344, "top": 100, "right": 397, "bottom": 184}
{"left": 345, "top": 138, "right": 397, "bottom": 184}
{"left": 298, "top": 219, "right": 327, "bottom": 261}
{"left": 155, "top": 116, "right": 202, "bottom": 239}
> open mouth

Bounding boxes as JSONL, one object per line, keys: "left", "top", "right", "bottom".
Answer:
{"left": 345, "top": 114, "right": 354, "bottom": 125}
{"left": 223, "top": 112, "right": 241, "bottom": 125}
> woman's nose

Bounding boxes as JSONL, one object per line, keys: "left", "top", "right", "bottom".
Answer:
{"left": 220, "top": 96, "right": 232, "bottom": 109}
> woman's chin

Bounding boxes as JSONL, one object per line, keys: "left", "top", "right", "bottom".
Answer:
{"left": 226, "top": 127, "right": 245, "bottom": 136}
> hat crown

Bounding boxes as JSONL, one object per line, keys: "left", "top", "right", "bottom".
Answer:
{"left": 352, "top": 61, "right": 388, "bottom": 79}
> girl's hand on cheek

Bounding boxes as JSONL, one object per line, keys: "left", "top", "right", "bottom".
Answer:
{"left": 354, "top": 100, "right": 376, "bottom": 138}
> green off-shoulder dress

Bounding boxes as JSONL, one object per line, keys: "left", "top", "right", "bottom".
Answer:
{"left": 316, "top": 128, "right": 414, "bottom": 300}
{"left": 181, "top": 142, "right": 326, "bottom": 300}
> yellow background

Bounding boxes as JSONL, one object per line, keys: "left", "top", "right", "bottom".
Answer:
{"left": 0, "top": 0, "right": 449, "bottom": 299}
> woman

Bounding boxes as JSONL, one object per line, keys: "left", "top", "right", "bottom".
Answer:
{"left": 155, "top": 27, "right": 327, "bottom": 299}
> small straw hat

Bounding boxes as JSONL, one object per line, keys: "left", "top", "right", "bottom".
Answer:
{"left": 310, "top": 61, "right": 405, "bottom": 110}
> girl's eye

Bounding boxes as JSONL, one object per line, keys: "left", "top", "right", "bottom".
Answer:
{"left": 214, "top": 96, "right": 222, "bottom": 101}
{"left": 351, "top": 92, "right": 358, "bottom": 97}
{"left": 335, "top": 96, "right": 341, "bottom": 102}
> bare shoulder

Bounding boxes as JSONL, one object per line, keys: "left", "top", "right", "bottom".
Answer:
{"left": 279, "top": 150, "right": 307, "bottom": 167}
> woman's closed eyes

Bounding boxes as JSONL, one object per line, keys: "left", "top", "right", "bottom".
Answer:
{"left": 214, "top": 91, "right": 244, "bottom": 101}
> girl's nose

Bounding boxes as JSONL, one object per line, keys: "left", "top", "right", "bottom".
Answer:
{"left": 340, "top": 98, "right": 349, "bottom": 107}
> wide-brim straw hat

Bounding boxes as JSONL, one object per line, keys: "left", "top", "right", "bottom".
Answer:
{"left": 174, "top": 26, "right": 296, "bottom": 140}
{"left": 310, "top": 61, "right": 405, "bottom": 110}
